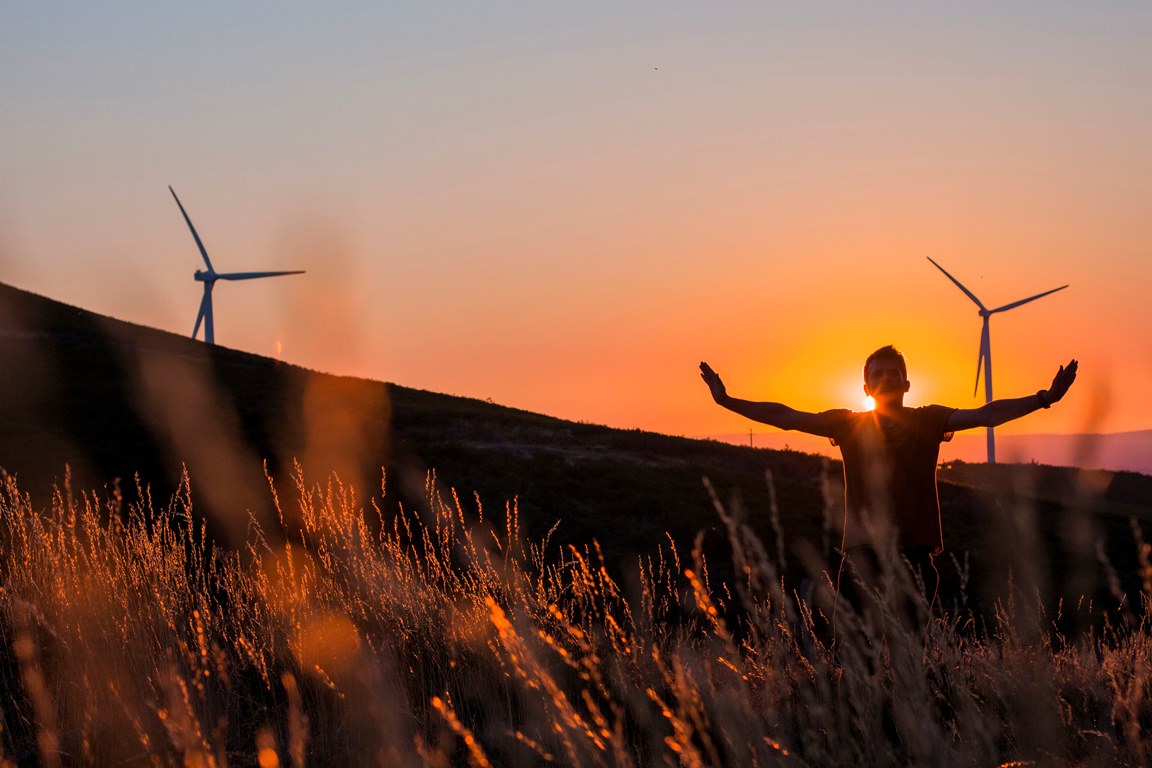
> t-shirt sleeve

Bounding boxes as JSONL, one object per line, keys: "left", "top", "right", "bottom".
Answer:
{"left": 819, "top": 408, "right": 855, "bottom": 446}
{"left": 923, "top": 405, "right": 957, "bottom": 443}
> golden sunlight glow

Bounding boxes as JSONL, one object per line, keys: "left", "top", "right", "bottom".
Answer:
{"left": 862, "top": 395, "right": 875, "bottom": 411}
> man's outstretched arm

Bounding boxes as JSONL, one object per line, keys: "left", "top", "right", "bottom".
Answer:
{"left": 700, "top": 362, "right": 835, "bottom": 436}
{"left": 946, "top": 360, "right": 1078, "bottom": 431}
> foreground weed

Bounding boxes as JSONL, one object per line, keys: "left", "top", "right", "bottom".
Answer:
{"left": 0, "top": 467, "right": 1149, "bottom": 765}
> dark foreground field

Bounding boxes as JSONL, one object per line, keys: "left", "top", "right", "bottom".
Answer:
{"left": 2, "top": 465, "right": 1151, "bottom": 766}
{"left": 2, "top": 281, "right": 1152, "bottom": 765}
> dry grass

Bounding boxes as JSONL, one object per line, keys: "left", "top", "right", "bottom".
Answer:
{"left": 0, "top": 465, "right": 1150, "bottom": 767}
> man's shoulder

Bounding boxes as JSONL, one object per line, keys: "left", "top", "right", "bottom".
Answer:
{"left": 910, "top": 404, "right": 957, "bottom": 437}
{"left": 911, "top": 404, "right": 956, "bottom": 417}
{"left": 818, "top": 408, "right": 870, "bottom": 436}
{"left": 907, "top": 402, "right": 953, "bottom": 421}
{"left": 817, "top": 408, "right": 861, "bottom": 446}
{"left": 819, "top": 407, "right": 862, "bottom": 423}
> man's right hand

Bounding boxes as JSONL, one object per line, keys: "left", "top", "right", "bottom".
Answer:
{"left": 699, "top": 362, "right": 728, "bottom": 404}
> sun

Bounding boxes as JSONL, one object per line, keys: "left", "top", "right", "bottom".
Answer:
{"left": 862, "top": 395, "right": 876, "bottom": 411}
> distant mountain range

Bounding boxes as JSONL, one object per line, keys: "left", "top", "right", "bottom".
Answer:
{"left": 708, "top": 430, "right": 1152, "bottom": 476}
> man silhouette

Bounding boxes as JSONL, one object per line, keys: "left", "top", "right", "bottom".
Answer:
{"left": 700, "top": 346, "right": 1077, "bottom": 621}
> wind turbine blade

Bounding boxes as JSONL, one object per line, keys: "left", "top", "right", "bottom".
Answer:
{"left": 169, "top": 186, "right": 215, "bottom": 273}
{"left": 927, "top": 257, "right": 987, "bottom": 311}
{"left": 216, "top": 270, "right": 306, "bottom": 281}
{"left": 988, "top": 284, "right": 1069, "bottom": 314}
{"left": 981, "top": 320, "right": 993, "bottom": 404}
{"left": 974, "top": 321, "right": 990, "bottom": 398}
{"left": 192, "top": 286, "right": 211, "bottom": 339}
{"left": 973, "top": 332, "right": 984, "bottom": 397}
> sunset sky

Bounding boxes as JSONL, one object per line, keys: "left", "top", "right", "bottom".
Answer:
{"left": 4, "top": 4, "right": 1150, "bottom": 441}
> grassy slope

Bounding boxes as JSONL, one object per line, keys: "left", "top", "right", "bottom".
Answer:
{"left": 1, "top": 280, "right": 1149, "bottom": 611}
{"left": 5, "top": 281, "right": 1152, "bottom": 766}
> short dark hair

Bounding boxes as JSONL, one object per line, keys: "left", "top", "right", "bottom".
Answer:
{"left": 863, "top": 345, "right": 907, "bottom": 382}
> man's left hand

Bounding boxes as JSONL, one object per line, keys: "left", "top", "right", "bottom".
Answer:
{"left": 1045, "top": 359, "right": 1078, "bottom": 404}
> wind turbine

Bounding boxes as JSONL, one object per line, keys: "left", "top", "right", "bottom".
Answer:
{"left": 170, "top": 186, "right": 304, "bottom": 344}
{"left": 927, "top": 257, "right": 1067, "bottom": 464}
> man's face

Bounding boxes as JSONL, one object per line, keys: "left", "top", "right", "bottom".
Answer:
{"left": 864, "top": 357, "right": 909, "bottom": 403}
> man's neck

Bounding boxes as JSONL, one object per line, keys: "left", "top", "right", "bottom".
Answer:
{"left": 873, "top": 401, "right": 907, "bottom": 424}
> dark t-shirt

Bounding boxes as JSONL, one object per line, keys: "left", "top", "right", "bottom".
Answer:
{"left": 821, "top": 405, "right": 955, "bottom": 553}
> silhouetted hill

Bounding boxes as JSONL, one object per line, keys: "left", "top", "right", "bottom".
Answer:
{"left": 2, "top": 280, "right": 1150, "bottom": 616}
{"left": 0, "top": 281, "right": 831, "bottom": 562}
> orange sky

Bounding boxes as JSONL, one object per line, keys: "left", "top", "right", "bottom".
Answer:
{"left": 3, "top": 5, "right": 1150, "bottom": 440}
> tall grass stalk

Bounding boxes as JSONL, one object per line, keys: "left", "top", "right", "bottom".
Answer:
{"left": 0, "top": 466, "right": 1149, "bottom": 766}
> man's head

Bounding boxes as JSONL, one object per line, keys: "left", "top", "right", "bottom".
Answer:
{"left": 863, "top": 345, "right": 910, "bottom": 405}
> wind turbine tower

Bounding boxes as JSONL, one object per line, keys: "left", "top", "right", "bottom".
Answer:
{"left": 927, "top": 257, "right": 1068, "bottom": 464}
{"left": 170, "top": 186, "right": 305, "bottom": 344}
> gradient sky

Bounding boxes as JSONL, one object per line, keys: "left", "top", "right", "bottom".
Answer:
{"left": 4, "top": 3, "right": 1150, "bottom": 440}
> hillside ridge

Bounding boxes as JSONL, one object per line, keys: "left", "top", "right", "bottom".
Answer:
{"left": 2, "top": 279, "right": 1151, "bottom": 610}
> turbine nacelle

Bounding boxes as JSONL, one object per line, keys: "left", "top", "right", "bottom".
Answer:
{"left": 171, "top": 186, "right": 304, "bottom": 345}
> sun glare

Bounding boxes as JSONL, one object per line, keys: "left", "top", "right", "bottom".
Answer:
{"left": 862, "top": 395, "right": 876, "bottom": 411}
